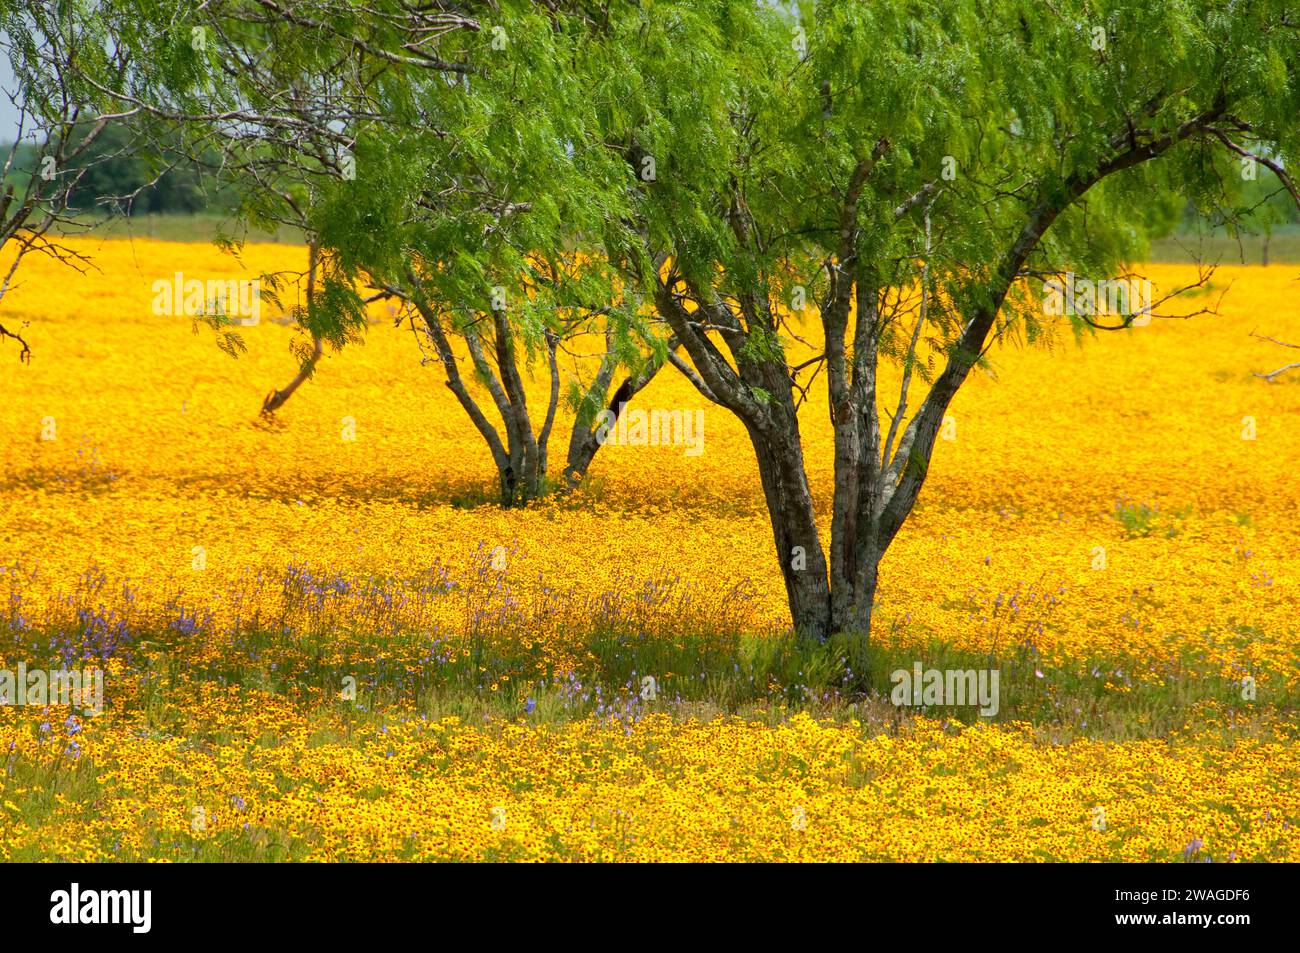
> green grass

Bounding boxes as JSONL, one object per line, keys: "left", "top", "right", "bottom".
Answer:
{"left": 13, "top": 608, "right": 1290, "bottom": 744}
{"left": 1112, "top": 499, "right": 1192, "bottom": 539}
{"left": 55, "top": 212, "right": 304, "bottom": 245}
{"left": 49, "top": 215, "right": 1300, "bottom": 265}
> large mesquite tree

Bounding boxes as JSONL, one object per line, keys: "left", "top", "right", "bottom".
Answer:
{"left": 576, "top": 0, "right": 1300, "bottom": 642}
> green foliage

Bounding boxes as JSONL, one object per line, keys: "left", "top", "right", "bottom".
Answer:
{"left": 1113, "top": 499, "right": 1191, "bottom": 539}
{"left": 565, "top": 0, "right": 1300, "bottom": 363}
{"left": 63, "top": 0, "right": 1300, "bottom": 375}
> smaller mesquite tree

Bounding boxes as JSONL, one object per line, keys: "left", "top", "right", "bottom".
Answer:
{"left": 84, "top": 0, "right": 671, "bottom": 506}
{"left": 307, "top": 16, "right": 668, "bottom": 504}
{"left": 575, "top": 0, "right": 1300, "bottom": 646}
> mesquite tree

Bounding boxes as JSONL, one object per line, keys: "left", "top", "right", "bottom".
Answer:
{"left": 577, "top": 0, "right": 1300, "bottom": 643}
{"left": 295, "top": 0, "right": 670, "bottom": 503}
{"left": 82, "top": 0, "right": 669, "bottom": 504}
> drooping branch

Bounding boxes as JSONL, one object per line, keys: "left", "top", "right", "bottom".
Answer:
{"left": 0, "top": 14, "right": 143, "bottom": 363}
{"left": 1251, "top": 330, "right": 1300, "bottom": 381}
{"left": 262, "top": 242, "right": 324, "bottom": 413}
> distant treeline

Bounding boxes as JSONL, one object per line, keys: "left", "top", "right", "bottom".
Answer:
{"left": 2, "top": 122, "right": 236, "bottom": 216}
{"left": 1, "top": 120, "right": 1296, "bottom": 230}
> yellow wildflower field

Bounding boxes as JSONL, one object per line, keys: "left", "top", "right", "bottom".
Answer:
{"left": 0, "top": 237, "right": 1297, "bottom": 861}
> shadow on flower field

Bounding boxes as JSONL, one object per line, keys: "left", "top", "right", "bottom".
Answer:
{"left": 1, "top": 239, "right": 1298, "bottom": 861}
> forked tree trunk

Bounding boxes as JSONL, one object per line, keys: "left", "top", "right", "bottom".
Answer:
{"left": 407, "top": 275, "right": 663, "bottom": 506}
{"left": 641, "top": 100, "right": 1229, "bottom": 673}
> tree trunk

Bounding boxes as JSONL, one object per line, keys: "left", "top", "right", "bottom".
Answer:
{"left": 563, "top": 355, "right": 618, "bottom": 487}
{"left": 563, "top": 344, "right": 669, "bottom": 488}
{"left": 744, "top": 418, "right": 832, "bottom": 640}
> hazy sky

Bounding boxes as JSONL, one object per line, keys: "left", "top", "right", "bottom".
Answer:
{"left": 0, "top": 50, "right": 23, "bottom": 143}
